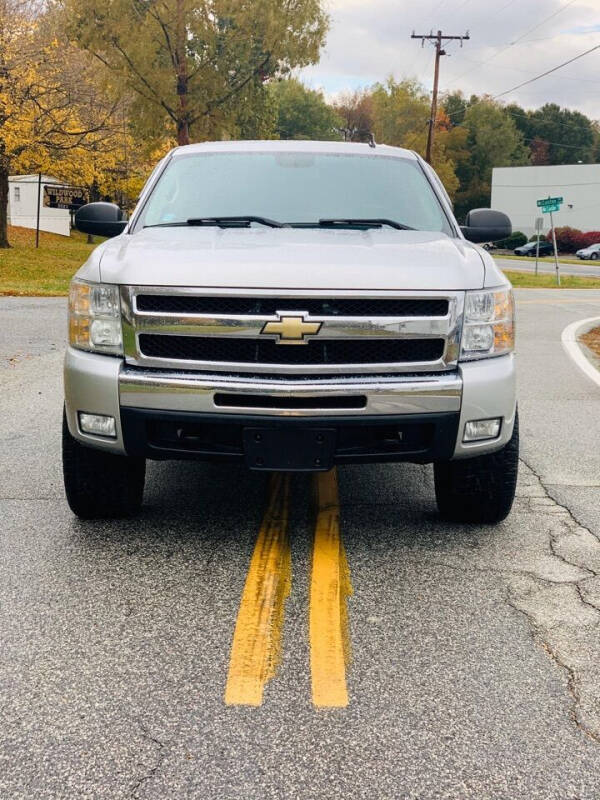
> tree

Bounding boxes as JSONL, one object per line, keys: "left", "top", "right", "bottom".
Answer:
{"left": 527, "top": 103, "right": 595, "bottom": 165}
{"left": 230, "top": 83, "right": 278, "bottom": 141}
{"left": 367, "top": 78, "right": 460, "bottom": 197}
{"left": 64, "top": 0, "right": 329, "bottom": 146}
{"left": 529, "top": 136, "right": 551, "bottom": 166}
{"left": 503, "top": 102, "right": 597, "bottom": 165}
{"left": 0, "top": 0, "right": 139, "bottom": 247}
{"left": 370, "top": 78, "right": 429, "bottom": 146}
{"left": 269, "top": 78, "right": 341, "bottom": 140}
{"left": 331, "top": 89, "right": 374, "bottom": 139}
{"left": 452, "top": 98, "right": 529, "bottom": 219}
{"left": 443, "top": 91, "right": 468, "bottom": 126}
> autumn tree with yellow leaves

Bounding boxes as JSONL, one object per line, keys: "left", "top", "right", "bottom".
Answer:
{"left": 0, "top": 0, "right": 147, "bottom": 248}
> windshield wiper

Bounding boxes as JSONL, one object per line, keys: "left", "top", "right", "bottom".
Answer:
{"left": 144, "top": 216, "right": 284, "bottom": 229}
{"left": 317, "top": 218, "right": 414, "bottom": 230}
{"left": 187, "top": 216, "right": 283, "bottom": 228}
{"left": 145, "top": 216, "right": 412, "bottom": 230}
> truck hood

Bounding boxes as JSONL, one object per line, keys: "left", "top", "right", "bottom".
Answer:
{"left": 94, "top": 227, "right": 486, "bottom": 291}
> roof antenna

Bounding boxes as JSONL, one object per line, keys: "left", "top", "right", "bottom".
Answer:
{"left": 355, "top": 128, "right": 376, "bottom": 147}
{"left": 335, "top": 127, "right": 376, "bottom": 146}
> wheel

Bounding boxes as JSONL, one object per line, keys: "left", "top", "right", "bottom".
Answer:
{"left": 434, "top": 412, "right": 519, "bottom": 524}
{"left": 591, "top": 253, "right": 598, "bottom": 261}
{"left": 62, "top": 410, "right": 146, "bottom": 519}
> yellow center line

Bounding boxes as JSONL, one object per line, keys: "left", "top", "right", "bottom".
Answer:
{"left": 225, "top": 473, "right": 291, "bottom": 707}
{"left": 310, "top": 469, "right": 353, "bottom": 709}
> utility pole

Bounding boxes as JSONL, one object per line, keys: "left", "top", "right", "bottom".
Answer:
{"left": 411, "top": 30, "right": 470, "bottom": 163}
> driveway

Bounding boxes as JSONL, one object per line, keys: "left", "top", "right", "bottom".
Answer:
{"left": 1, "top": 291, "right": 600, "bottom": 799}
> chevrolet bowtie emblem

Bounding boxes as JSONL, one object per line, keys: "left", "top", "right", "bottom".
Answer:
{"left": 261, "top": 314, "right": 322, "bottom": 345}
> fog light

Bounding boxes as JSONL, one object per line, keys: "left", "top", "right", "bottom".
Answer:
{"left": 463, "top": 418, "right": 502, "bottom": 442}
{"left": 462, "top": 324, "right": 494, "bottom": 352}
{"left": 79, "top": 412, "right": 117, "bottom": 438}
{"left": 90, "top": 318, "right": 122, "bottom": 347}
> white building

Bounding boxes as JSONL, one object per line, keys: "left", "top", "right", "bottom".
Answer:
{"left": 7, "top": 174, "right": 72, "bottom": 237}
{"left": 491, "top": 164, "right": 600, "bottom": 238}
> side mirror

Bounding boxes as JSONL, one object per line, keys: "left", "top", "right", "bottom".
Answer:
{"left": 460, "top": 209, "right": 511, "bottom": 244}
{"left": 74, "top": 202, "right": 128, "bottom": 238}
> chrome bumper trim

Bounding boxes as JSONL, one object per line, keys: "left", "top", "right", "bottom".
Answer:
{"left": 119, "top": 368, "right": 462, "bottom": 417}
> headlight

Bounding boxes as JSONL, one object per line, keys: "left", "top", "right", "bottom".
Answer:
{"left": 460, "top": 288, "right": 514, "bottom": 360}
{"left": 69, "top": 280, "right": 123, "bottom": 355}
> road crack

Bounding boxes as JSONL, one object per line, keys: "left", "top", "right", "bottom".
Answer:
{"left": 521, "top": 455, "right": 600, "bottom": 545}
{"left": 130, "top": 722, "right": 166, "bottom": 799}
{"left": 504, "top": 458, "right": 600, "bottom": 743}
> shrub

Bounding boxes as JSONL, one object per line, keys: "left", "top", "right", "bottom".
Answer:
{"left": 546, "top": 226, "right": 584, "bottom": 252}
{"left": 541, "top": 228, "right": 600, "bottom": 252}
{"left": 496, "top": 231, "right": 527, "bottom": 249}
{"left": 529, "top": 234, "right": 546, "bottom": 242}
{"left": 579, "top": 231, "right": 600, "bottom": 248}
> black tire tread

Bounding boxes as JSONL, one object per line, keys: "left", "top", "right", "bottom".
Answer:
{"left": 434, "top": 413, "right": 519, "bottom": 524}
{"left": 62, "top": 411, "right": 146, "bottom": 519}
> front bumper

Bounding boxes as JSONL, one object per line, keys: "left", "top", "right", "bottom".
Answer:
{"left": 64, "top": 348, "right": 516, "bottom": 465}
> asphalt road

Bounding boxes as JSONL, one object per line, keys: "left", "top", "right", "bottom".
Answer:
{"left": 1, "top": 291, "right": 600, "bottom": 799}
{"left": 495, "top": 255, "right": 600, "bottom": 278}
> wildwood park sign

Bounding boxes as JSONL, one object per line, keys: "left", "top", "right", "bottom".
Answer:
{"left": 43, "top": 185, "right": 88, "bottom": 211}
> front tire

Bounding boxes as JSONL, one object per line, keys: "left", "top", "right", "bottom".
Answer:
{"left": 62, "top": 411, "right": 146, "bottom": 519}
{"left": 434, "top": 413, "right": 519, "bottom": 524}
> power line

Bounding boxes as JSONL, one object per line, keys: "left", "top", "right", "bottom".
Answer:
{"left": 522, "top": 137, "right": 592, "bottom": 150}
{"left": 445, "top": 53, "right": 600, "bottom": 85}
{"left": 505, "top": 108, "right": 595, "bottom": 132}
{"left": 494, "top": 182, "right": 600, "bottom": 188}
{"left": 447, "top": 112, "right": 595, "bottom": 152}
{"left": 440, "top": 96, "right": 596, "bottom": 153}
{"left": 444, "top": 0, "right": 579, "bottom": 89}
{"left": 493, "top": 43, "right": 600, "bottom": 98}
{"left": 498, "top": 0, "right": 578, "bottom": 51}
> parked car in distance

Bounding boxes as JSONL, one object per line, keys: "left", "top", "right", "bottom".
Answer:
{"left": 576, "top": 243, "right": 600, "bottom": 260}
{"left": 514, "top": 240, "right": 554, "bottom": 257}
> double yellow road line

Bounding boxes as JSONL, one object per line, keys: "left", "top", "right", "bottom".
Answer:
{"left": 225, "top": 469, "right": 352, "bottom": 708}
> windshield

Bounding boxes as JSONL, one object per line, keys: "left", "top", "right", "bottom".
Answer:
{"left": 136, "top": 151, "right": 453, "bottom": 235}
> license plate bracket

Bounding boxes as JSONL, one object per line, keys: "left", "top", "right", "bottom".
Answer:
{"left": 243, "top": 427, "right": 337, "bottom": 471}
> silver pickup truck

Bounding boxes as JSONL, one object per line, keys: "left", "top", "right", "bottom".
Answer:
{"left": 63, "top": 140, "right": 517, "bottom": 523}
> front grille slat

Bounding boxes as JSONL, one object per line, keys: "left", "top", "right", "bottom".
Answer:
{"left": 138, "top": 334, "right": 444, "bottom": 365}
{"left": 136, "top": 295, "right": 449, "bottom": 318}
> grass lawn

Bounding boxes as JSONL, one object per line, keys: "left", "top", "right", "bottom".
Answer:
{"left": 580, "top": 327, "right": 600, "bottom": 359}
{"left": 503, "top": 270, "right": 600, "bottom": 289}
{"left": 0, "top": 226, "right": 100, "bottom": 296}
{"left": 2, "top": 225, "right": 600, "bottom": 295}
{"left": 495, "top": 253, "right": 583, "bottom": 266}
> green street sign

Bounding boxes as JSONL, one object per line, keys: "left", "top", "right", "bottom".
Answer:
{"left": 541, "top": 203, "right": 560, "bottom": 213}
{"left": 537, "top": 196, "right": 563, "bottom": 208}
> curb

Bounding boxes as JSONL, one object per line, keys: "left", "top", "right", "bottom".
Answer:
{"left": 561, "top": 317, "right": 600, "bottom": 388}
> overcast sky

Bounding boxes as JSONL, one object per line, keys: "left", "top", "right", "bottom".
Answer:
{"left": 299, "top": 0, "right": 600, "bottom": 117}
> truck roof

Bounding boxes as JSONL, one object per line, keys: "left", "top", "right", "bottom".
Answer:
{"left": 170, "top": 140, "right": 417, "bottom": 160}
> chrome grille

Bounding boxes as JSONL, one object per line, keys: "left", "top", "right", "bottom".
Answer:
{"left": 136, "top": 294, "right": 450, "bottom": 318}
{"left": 121, "top": 287, "right": 464, "bottom": 376}
{"left": 138, "top": 334, "right": 445, "bottom": 365}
